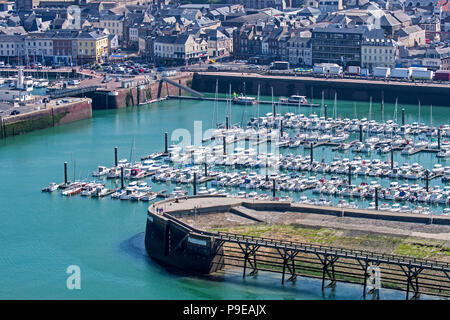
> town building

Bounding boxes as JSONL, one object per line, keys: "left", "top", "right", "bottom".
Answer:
{"left": 311, "top": 26, "right": 365, "bottom": 67}
{"left": 361, "top": 37, "right": 398, "bottom": 70}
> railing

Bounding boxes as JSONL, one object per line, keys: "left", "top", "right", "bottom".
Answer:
{"left": 215, "top": 231, "right": 450, "bottom": 271}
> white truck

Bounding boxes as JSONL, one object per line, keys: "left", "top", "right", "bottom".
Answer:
{"left": 410, "top": 68, "right": 433, "bottom": 80}
{"left": 390, "top": 68, "right": 412, "bottom": 79}
{"left": 161, "top": 70, "right": 177, "bottom": 77}
{"left": 313, "top": 63, "right": 342, "bottom": 75}
{"left": 346, "top": 66, "right": 361, "bottom": 75}
{"left": 373, "top": 67, "right": 390, "bottom": 78}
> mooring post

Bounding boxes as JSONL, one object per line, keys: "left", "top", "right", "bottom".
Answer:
{"left": 223, "top": 136, "right": 226, "bottom": 155}
{"left": 265, "top": 159, "right": 269, "bottom": 182}
{"left": 164, "top": 132, "right": 168, "bottom": 154}
{"left": 64, "top": 161, "right": 68, "bottom": 184}
{"left": 375, "top": 187, "right": 378, "bottom": 210}
{"left": 114, "top": 146, "right": 118, "bottom": 167}
{"left": 402, "top": 108, "right": 405, "bottom": 126}
{"left": 310, "top": 143, "right": 314, "bottom": 165}
{"left": 280, "top": 119, "right": 283, "bottom": 136}
{"left": 390, "top": 149, "right": 394, "bottom": 170}
{"left": 438, "top": 128, "right": 441, "bottom": 150}
{"left": 120, "top": 166, "right": 124, "bottom": 189}
{"left": 204, "top": 162, "right": 207, "bottom": 177}
{"left": 226, "top": 116, "right": 229, "bottom": 130}
{"left": 348, "top": 164, "right": 352, "bottom": 185}
{"left": 324, "top": 105, "right": 327, "bottom": 119}
{"left": 359, "top": 124, "right": 363, "bottom": 142}
{"left": 425, "top": 170, "right": 429, "bottom": 192}
{"left": 178, "top": 79, "right": 181, "bottom": 96}
{"left": 272, "top": 179, "right": 276, "bottom": 199}
{"left": 193, "top": 172, "right": 197, "bottom": 195}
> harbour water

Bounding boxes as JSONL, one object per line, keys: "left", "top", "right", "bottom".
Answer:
{"left": 0, "top": 97, "right": 447, "bottom": 299}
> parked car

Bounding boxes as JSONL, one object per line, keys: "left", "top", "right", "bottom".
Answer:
{"left": 10, "top": 110, "right": 20, "bottom": 115}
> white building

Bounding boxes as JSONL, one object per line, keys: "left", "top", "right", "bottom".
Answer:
{"left": 0, "top": 35, "right": 26, "bottom": 62}
{"left": 362, "top": 38, "right": 398, "bottom": 70}
{"left": 154, "top": 34, "right": 208, "bottom": 65}
{"left": 0, "top": 69, "right": 34, "bottom": 103}
{"left": 318, "top": 0, "right": 343, "bottom": 13}
{"left": 98, "top": 14, "right": 124, "bottom": 41}
{"left": 26, "top": 34, "right": 53, "bottom": 61}
{"left": 287, "top": 31, "right": 312, "bottom": 66}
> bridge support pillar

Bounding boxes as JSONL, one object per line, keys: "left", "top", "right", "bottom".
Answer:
{"left": 401, "top": 265, "right": 423, "bottom": 300}
{"left": 238, "top": 242, "right": 260, "bottom": 278}
{"left": 317, "top": 254, "right": 338, "bottom": 290}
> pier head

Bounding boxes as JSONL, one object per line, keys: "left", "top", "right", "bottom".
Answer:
{"left": 146, "top": 196, "right": 450, "bottom": 299}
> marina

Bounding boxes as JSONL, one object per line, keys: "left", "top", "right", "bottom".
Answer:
{"left": 3, "top": 95, "right": 450, "bottom": 299}
{"left": 42, "top": 94, "right": 450, "bottom": 215}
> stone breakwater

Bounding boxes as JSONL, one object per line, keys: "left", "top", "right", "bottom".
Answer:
{"left": 89, "top": 73, "right": 193, "bottom": 109}
{"left": 0, "top": 98, "right": 92, "bottom": 138}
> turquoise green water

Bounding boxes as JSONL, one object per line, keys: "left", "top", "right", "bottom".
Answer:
{"left": 0, "top": 98, "right": 447, "bottom": 299}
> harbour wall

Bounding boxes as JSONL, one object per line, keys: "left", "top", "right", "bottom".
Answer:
{"left": 145, "top": 198, "right": 225, "bottom": 274}
{"left": 0, "top": 98, "right": 92, "bottom": 138}
{"left": 192, "top": 72, "right": 450, "bottom": 106}
{"left": 89, "top": 74, "right": 193, "bottom": 109}
{"left": 145, "top": 196, "right": 450, "bottom": 275}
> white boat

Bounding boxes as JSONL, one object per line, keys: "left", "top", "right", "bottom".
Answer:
{"left": 42, "top": 182, "right": 59, "bottom": 192}
{"left": 232, "top": 95, "right": 256, "bottom": 105}
{"left": 92, "top": 166, "right": 110, "bottom": 177}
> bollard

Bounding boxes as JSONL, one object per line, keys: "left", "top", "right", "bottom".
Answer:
{"left": 425, "top": 170, "right": 429, "bottom": 192}
{"left": 121, "top": 166, "right": 124, "bottom": 189}
{"left": 310, "top": 143, "right": 314, "bottom": 165}
{"left": 348, "top": 164, "right": 352, "bottom": 185}
{"left": 390, "top": 149, "right": 394, "bottom": 170}
{"left": 265, "top": 159, "right": 269, "bottom": 181}
{"left": 402, "top": 108, "right": 405, "bottom": 126}
{"left": 438, "top": 129, "right": 441, "bottom": 150}
{"left": 359, "top": 124, "right": 363, "bottom": 142}
{"left": 272, "top": 179, "right": 276, "bottom": 199}
{"left": 64, "top": 161, "right": 68, "bottom": 184}
{"left": 223, "top": 136, "right": 226, "bottom": 155}
{"left": 164, "top": 132, "right": 168, "bottom": 154}
{"left": 114, "top": 146, "right": 118, "bottom": 167}
{"left": 193, "top": 172, "right": 197, "bottom": 195}
{"left": 375, "top": 187, "right": 378, "bottom": 210}
{"left": 226, "top": 116, "right": 229, "bottom": 130}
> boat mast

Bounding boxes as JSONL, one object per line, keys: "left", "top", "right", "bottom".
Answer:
{"left": 418, "top": 100, "right": 421, "bottom": 124}
{"left": 212, "top": 79, "right": 218, "bottom": 128}
{"left": 430, "top": 104, "right": 433, "bottom": 126}
{"left": 228, "top": 83, "right": 232, "bottom": 128}
{"left": 321, "top": 89, "right": 324, "bottom": 118}
{"left": 333, "top": 91, "right": 337, "bottom": 120}
{"left": 271, "top": 86, "right": 275, "bottom": 120}
{"left": 394, "top": 98, "right": 398, "bottom": 123}
{"left": 129, "top": 136, "right": 135, "bottom": 164}
{"left": 257, "top": 84, "right": 260, "bottom": 129}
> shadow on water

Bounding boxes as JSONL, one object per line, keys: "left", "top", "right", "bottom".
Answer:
{"left": 120, "top": 233, "right": 443, "bottom": 300}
